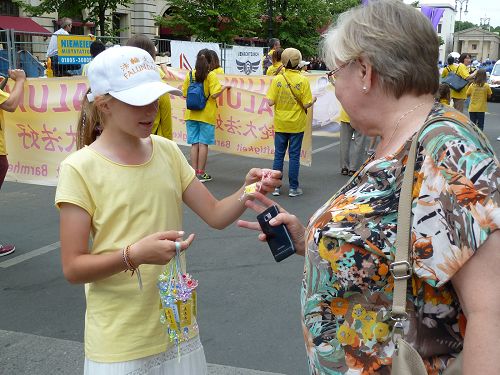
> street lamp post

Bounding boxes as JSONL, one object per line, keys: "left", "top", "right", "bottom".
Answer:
{"left": 455, "top": 0, "right": 469, "bottom": 23}
{"left": 480, "top": 16, "right": 490, "bottom": 61}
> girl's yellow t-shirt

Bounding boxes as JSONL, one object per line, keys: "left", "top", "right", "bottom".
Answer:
{"left": 55, "top": 136, "right": 197, "bottom": 362}
{"left": 466, "top": 83, "right": 492, "bottom": 113}
{"left": 182, "top": 70, "right": 222, "bottom": 126}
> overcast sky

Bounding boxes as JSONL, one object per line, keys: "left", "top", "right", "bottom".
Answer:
{"left": 404, "top": 0, "right": 500, "bottom": 27}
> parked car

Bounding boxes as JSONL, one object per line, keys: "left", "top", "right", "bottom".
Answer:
{"left": 488, "top": 61, "right": 500, "bottom": 102}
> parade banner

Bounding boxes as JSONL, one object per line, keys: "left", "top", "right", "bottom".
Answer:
{"left": 3, "top": 69, "right": 339, "bottom": 186}
{"left": 170, "top": 41, "right": 221, "bottom": 70}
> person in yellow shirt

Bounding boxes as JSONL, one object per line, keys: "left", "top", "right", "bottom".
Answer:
{"left": 0, "top": 69, "right": 26, "bottom": 257}
{"left": 441, "top": 53, "right": 476, "bottom": 112}
{"left": 262, "top": 38, "right": 280, "bottom": 74}
{"left": 266, "top": 48, "right": 316, "bottom": 197}
{"left": 81, "top": 40, "right": 105, "bottom": 76}
{"left": 466, "top": 69, "right": 492, "bottom": 131}
{"left": 56, "top": 46, "right": 281, "bottom": 374}
{"left": 435, "top": 83, "right": 451, "bottom": 106}
{"left": 208, "top": 50, "right": 224, "bottom": 74}
{"left": 266, "top": 48, "right": 283, "bottom": 76}
{"left": 126, "top": 35, "right": 174, "bottom": 140}
{"left": 182, "top": 49, "right": 230, "bottom": 182}
{"left": 338, "top": 106, "right": 368, "bottom": 176}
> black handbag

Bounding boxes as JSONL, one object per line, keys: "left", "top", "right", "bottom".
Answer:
{"left": 442, "top": 66, "right": 468, "bottom": 91}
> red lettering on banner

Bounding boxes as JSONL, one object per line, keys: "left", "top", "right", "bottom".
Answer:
{"left": 41, "top": 124, "right": 63, "bottom": 151}
{"left": 257, "top": 98, "right": 273, "bottom": 116}
{"left": 258, "top": 124, "right": 274, "bottom": 140}
{"left": 224, "top": 116, "right": 241, "bottom": 135}
{"left": 73, "top": 83, "right": 89, "bottom": 111}
{"left": 53, "top": 84, "right": 70, "bottom": 112}
{"left": 244, "top": 95, "right": 255, "bottom": 113}
{"left": 215, "top": 115, "right": 224, "bottom": 131}
{"left": 226, "top": 91, "right": 241, "bottom": 110}
{"left": 17, "top": 123, "right": 41, "bottom": 149}
{"left": 64, "top": 125, "right": 77, "bottom": 152}
{"left": 242, "top": 121, "right": 258, "bottom": 139}
{"left": 28, "top": 84, "right": 49, "bottom": 113}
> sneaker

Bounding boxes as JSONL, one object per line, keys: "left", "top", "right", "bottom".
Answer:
{"left": 0, "top": 244, "right": 15, "bottom": 257}
{"left": 196, "top": 172, "right": 212, "bottom": 183}
{"left": 272, "top": 187, "right": 281, "bottom": 196}
{"left": 289, "top": 188, "right": 303, "bottom": 197}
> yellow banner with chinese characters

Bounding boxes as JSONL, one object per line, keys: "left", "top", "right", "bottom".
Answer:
{"left": 3, "top": 69, "right": 322, "bottom": 186}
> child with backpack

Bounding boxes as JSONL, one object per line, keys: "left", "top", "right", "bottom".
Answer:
{"left": 55, "top": 46, "right": 280, "bottom": 374}
{"left": 466, "top": 68, "right": 492, "bottom": 131}
{"left": 182, "top": 49, "right": 229, "bottom": 182}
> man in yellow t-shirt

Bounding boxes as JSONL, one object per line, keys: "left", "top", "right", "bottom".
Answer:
{"left": 0, "top": 69, "right": 26, "bottom": 257}
{"left": 266, "top": 48, "right": 316, "bottom": 197}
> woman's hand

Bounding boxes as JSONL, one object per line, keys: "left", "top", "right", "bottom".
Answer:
{"left": 244, "top": 168, "right": 282, "bottom": 195}
{"left": 237, "top": 192, "right": 306, "bottom": 256}
{"left": 129, "top": 231, "right": 195, "bottom": 266}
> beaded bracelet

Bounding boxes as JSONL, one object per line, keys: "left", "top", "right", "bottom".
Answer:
{"left": 122, "top": 245, "right": 142, "bottom": 290}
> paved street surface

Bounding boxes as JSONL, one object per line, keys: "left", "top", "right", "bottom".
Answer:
{"left": 1, "top": 102, "right": 499, "bottom": 375}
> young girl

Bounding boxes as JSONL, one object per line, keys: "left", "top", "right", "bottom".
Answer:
{"left": 55, "top": 46, "right": 280, "bottom": 375}
{"left": 466, "top": 68, "right": 492, "bottom": 131}
{"left": 182, "top": 49, "right": 229, "bottom": 182}
{"left": 436, "top": 83, "right": 451, "bottom": 105}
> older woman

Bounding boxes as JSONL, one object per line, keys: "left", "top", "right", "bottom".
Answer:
{"left": 239, "top": 0, "right": 500, "bottom": 374}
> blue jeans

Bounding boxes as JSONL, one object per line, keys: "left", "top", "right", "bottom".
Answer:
{"left": 273, "top": 132, "right": 304, "bottom": 190}
{"left": 469, "top": 112, "right": 485, "bottom": 131}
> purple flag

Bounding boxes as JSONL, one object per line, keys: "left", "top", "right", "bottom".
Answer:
{"left": 421, "top": 6, "right": 445, "bottom": 30}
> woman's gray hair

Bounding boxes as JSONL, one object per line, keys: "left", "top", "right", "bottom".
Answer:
{"left": 321, "top": 0, "right": 439, "bottom": 98}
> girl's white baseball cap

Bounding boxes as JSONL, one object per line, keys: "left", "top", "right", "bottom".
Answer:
{"left": 86, "top": 45, "right": 182, "bottom": 106}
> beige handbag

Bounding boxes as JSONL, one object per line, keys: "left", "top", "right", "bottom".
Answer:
{"left": 390, "top": 115, "right": 467, "bottom": 375}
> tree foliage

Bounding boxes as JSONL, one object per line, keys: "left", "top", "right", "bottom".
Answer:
{"left": 454, "top": 20, "right": 476, "bottom": 32}
{"left": 155, "top": 0, "right": 262, "bottom": 44}
{"left": 14, "top": 0, "right": 134, "bottom": 36}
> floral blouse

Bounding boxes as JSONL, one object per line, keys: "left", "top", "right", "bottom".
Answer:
{"left": 301, "top": 104, "right": 500, "bottom": 374}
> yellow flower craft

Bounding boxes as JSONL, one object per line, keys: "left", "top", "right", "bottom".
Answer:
{"left": 337, "top": 324, "right": 357, "bottom": 346}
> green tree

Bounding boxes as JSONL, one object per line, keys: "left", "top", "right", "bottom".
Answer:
{"left": 454, "top": 20, "right": 476, "bottom": 32}
{"left": 155, "top": 0, "right": 262, "bottom": 43}
{"left": 14, "top": 0, "right": 134, "bottom": 36}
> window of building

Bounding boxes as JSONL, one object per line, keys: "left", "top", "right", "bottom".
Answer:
{"left": 437, "top": 24, "right": 442, "bottom": 33}
{"left": 472, "top": 44, "right": 477, "bottom": 50}
{"left": 0, "top": 0, "right": 20, "bottom": 16}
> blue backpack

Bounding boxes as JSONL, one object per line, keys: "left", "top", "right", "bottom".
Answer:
{"left": 186, "top": 71, "right": 207, "bottom": 110}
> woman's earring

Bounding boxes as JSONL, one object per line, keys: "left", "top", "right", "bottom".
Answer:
{"left": 362, "top": 86, "right": 367, "bottom": 92}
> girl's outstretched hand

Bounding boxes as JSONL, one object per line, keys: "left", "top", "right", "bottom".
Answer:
{"left": 244, "top": 168, "right": 282, "bottom": 195}
{"left": 129, "top": 231, "right": 195, "bottom": 266}
{"left": 237, "top": 192, "right": 306, "bottom": 256}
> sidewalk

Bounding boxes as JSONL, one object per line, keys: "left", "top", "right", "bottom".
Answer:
{"left": 0, "top": 330, "right": 286, "bottom": 375}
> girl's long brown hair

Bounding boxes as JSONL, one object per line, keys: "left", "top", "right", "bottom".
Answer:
{"left": 473, "top": 68, "right": 487, "bottom": 87}
{"left": 77, "top": 89, "right": 105, "bottom": 149}
{"left": 194, "top": 49, "right": 212, "bottom": 82}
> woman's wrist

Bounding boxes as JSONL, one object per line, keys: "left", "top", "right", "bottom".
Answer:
{"left": 127, "top": 243, "right": 142, "bottom": 267}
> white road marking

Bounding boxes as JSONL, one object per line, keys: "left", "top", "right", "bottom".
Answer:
{"left": 312, "top": 141, "right": 340, "bottom": 154}
{"left": 0, "top": 241, "right": 60, "bottom": 268}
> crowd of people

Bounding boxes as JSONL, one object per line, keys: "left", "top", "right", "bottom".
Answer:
{"left": 2, "top": 0, "right": 500, "bottom": 374}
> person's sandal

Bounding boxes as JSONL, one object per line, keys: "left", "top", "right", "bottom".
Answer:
{"left": 341, "top": 167, "right": 349, "bottom": 176}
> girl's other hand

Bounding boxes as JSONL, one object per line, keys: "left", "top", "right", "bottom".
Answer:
{"left": 237, "top": 192, "right": 306, "bottom": 256}
{"left": 129, "top": 231, "right": 195, "bottom": 266}
{"left": 244, "top": 168, "right": 282, "bottom": 195}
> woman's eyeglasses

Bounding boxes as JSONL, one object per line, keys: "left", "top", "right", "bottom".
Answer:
{"left": 326, "top": 60, "right": 352, "bottom": 85}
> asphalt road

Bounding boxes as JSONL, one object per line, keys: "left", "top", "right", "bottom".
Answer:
{"left": 1, "top": 102, "right": 499, "bottom": 375}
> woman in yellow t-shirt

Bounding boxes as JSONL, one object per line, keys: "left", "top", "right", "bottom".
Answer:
{"left": 441, "top": 53, "right": 476, "bottom": 112}
{"left": 55, "top": 46, "right": 281, "bottom": 375}
{"left": 466, "top": 69, "right": 492, "bottom": 131}
{"left": 182, "top": 49, "right": 230, "bottom": 182}
{"left": 266, "top": 48, "right": 284, "bottom": 76}
{"left": 0, "top": 69, "right": 25, "bottom": 257}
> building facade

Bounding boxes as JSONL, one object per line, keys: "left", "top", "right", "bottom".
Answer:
{"left": 453, "top": 27, "right": 500, "bottom": 61}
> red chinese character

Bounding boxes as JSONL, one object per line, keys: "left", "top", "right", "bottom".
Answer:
{"left": 224, "top": 116, "right": 241, "bottom": 135}
{"left": 242, "top": 121, "right": 258, "bottom": 139}
{"left": 16, "top": 124, "right": 41, "bottom": 150}
{"left": 258, "top": 124, "right": 274, "bottom": 140}
{"left": 41, "top": 124, "right": 63, "bottom": 152}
